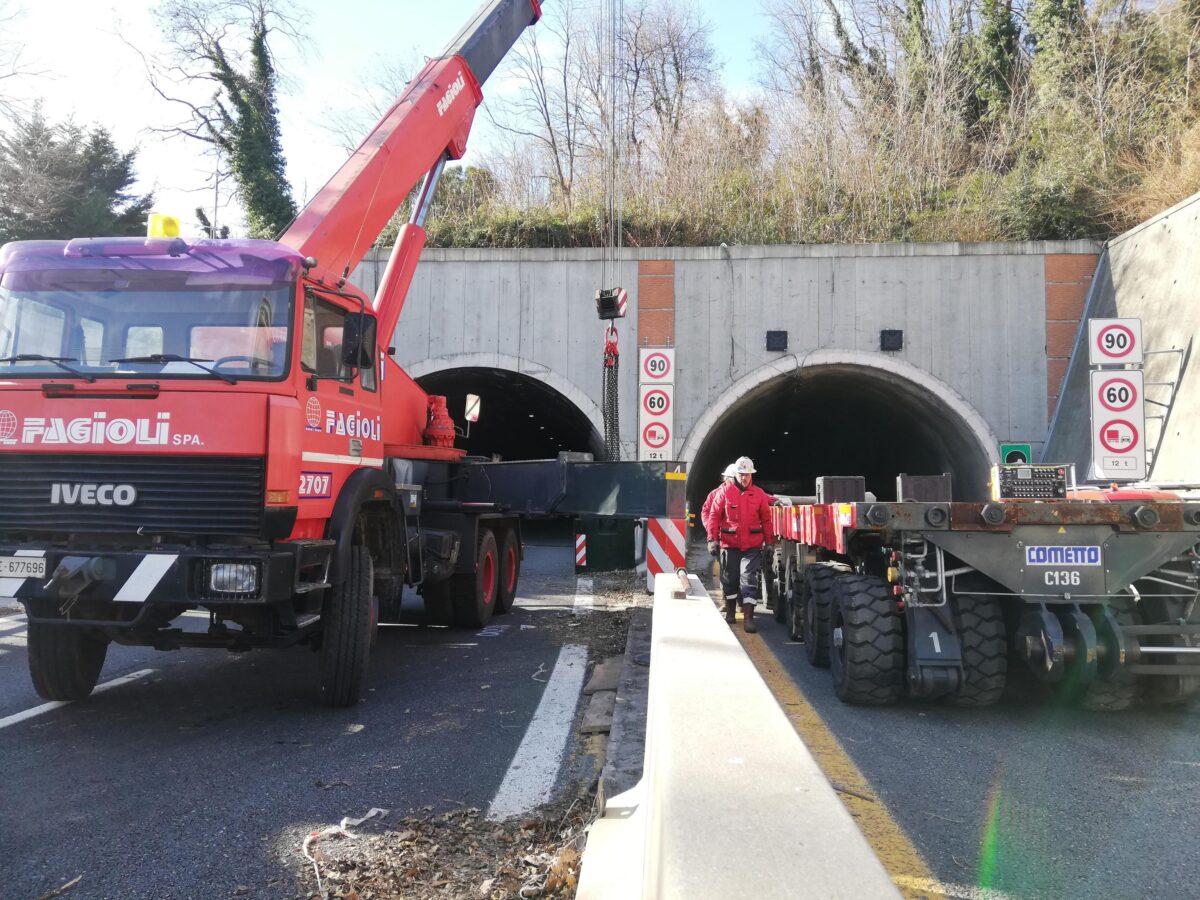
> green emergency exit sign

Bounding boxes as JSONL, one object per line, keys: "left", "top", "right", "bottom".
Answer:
{"left": 1000, "top": 443, "right": 1032, "bottom": 464}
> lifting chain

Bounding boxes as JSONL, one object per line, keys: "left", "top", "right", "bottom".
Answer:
{"left": 602, "top": 324, "right": 620, "bottom": 461}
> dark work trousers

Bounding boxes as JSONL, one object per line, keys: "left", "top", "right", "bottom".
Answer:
{"left": 719, "top": 547, "right": 763, "bottom": 606}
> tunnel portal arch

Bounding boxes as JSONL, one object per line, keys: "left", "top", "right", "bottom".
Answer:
{"left": 682, "top": 351, "right": 999, "bottom": 511}
{"left": 410, "top": 353, "right": 606, "bottom": 461}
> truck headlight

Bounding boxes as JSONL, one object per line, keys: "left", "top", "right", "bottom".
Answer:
{"left": 209, "top": 562, "right": 259, "bottom": 594}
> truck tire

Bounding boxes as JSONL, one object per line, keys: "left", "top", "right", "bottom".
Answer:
{"left": 947, "top": 595, "right": 1007, "bottom": 707}
{"left": 785, "top": 561, "right": 805, "bottom": 642}
{"left": 830, "top": 574, "right": 905, "bottom": 705}
{"left": 804, "top": 562, "right": 849, "bottom": 668}
{"left": 318, "top": 544, "right": 374, "bottom": 708}
{"left": 452, "top": 528, "right": 499, "bottom": 629}
{"left": 1076, "top": 599, "right": 1140, "bottom": 711}
{"left": 495, "top": 529, "right": 521, "bottom": 615}
{"left": 27, "top": 623, "right": 109, "bottom": 702}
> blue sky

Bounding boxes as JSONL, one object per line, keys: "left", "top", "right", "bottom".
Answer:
{"left": 11, "top": 1, "right": 774, "bottom": 234}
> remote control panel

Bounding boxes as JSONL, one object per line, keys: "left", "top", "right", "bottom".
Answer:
{"left": 990, "top": 464, "right": 1068, "bottom": 500}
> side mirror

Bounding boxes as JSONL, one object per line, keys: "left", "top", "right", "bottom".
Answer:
{"left": 465, "top": 393, "right": 481, "bottom": 423}
{"left": 341, "top": 315, "right": 377, "bottom": 370}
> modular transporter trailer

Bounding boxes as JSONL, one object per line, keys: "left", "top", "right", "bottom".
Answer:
{"left": 764, "top": 481, "right": 1200, "bottom": 709}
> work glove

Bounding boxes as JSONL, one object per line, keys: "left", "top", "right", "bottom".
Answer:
{"left": 707, "top": 540, "right": 719, "bottom": 557}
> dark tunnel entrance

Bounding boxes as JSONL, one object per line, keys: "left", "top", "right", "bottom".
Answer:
{"left": 689, "top": 365, "right": 994, "bottom": 517}
{"left": 417, "top": 367, "right": 605, "bottom": 461}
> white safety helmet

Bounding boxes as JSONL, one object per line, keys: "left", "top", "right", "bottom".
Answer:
{"left": 722, "top": 463, "right": 739, "bottom": 479}
{"left": 734, "top": 456, "right": 756, "bottom": 475}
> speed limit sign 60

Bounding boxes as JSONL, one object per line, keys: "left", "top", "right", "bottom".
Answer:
{"left": 1089, "top": 369, "right": 1146, "bottom": 480}
{"left": 1088, "top": 318, "right": 1143, "bottom": 366}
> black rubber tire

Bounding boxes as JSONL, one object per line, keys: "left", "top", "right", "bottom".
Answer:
{"left": 804, "top": 562, "right": 848, "bottom": 668}
{"left": 785, "top": 562, "right": 805, "bottom": 642}
{"left": 452, "top": 528, "right": 499, "bottom": 628}
{"left": 830, "top": 573, "right": 905, "bottom": 705}
{"left": 27, "top": 623, "right": 109, "bottom": 702}
{"left": 1135, "top": 582, "right": 1200, "bottom": 706}
{"left": 946, "top": 595, "right": 1008, "bottom": 708}
{"left": 495, "top": 529, "right": 520, "bottom": 615}
{"left": 1076, "top": 599, "right": 1141, "bottom": 711}
{"left": 318, "top": 544, "right": 374, "bottom": 708}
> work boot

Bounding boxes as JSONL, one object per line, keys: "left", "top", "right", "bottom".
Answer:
{"left": 725, "top": 598, "right": 738, "bottom": 624}
{"left": 742, "top": 603, "right": 758, "bottom": 633}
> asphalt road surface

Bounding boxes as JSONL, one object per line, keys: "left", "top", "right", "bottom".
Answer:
{"left": 691, "top": 550, "right": 1200, "bottom": 900}
{"left": 0, "top": 534, "right": 605, "bottom": 900}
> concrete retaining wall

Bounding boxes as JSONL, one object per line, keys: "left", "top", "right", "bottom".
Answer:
{"left": 354, "top": 241, "right": 1099, "bottom": 462}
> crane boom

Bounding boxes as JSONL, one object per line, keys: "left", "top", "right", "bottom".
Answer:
{"left": 280, "top": 0, "right": 542, "bottom": 288}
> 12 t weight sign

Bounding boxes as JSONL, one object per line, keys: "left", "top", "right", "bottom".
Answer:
{"left": 1090, "top": 369, "right": 1146, "bottom": 480}
{"left": 1088, "top": 318, "right": 1143, "bottom": 366}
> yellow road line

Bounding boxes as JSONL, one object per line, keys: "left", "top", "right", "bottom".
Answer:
{"left": 710, "top": 579, "right": 945, "bottom": 900}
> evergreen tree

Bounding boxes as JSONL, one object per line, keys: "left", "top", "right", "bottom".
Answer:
{"left": 967, "top": 0, "right": 1020, "bottom": 126}
{"left": 0, "top": 107, "right": 153, "bottom": 242}
{"left": 156, "top": 0, "right": 298, "bottom": 239}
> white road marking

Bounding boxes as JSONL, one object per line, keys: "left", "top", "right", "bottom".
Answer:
{"left": 0, "top": 668, "right": 156, "bottom": 730}
{"left": 574, "top": 576, "right": 593, "bottom": 616}
{"left": 487, "top": 644, "right": 588, "bottom": 821}
{"left": 893, "top": 876, "right": 1020, "bottom": 900}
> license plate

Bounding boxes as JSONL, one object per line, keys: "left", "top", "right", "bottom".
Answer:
{"left": 0, "top": 556, "right": 46, "bottom": 578}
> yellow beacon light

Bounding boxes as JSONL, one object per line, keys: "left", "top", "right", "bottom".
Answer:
{"left": 147, "top": 214, "right": 181, "bottom": 239}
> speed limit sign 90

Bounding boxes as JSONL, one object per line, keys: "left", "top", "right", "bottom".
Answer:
{"left": 639, "top": 348, "right": 675, "bottom": 383}
{"left": 1088, "top": 318, "right": 1143, "bottom": 366}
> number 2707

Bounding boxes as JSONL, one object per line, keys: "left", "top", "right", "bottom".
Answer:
{"left": 299, "top": 472, "right": 332, "bottom": 498}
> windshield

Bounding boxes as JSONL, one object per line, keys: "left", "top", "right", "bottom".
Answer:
{"left": 0, "top": 268, "right": 294, "bottom": 381}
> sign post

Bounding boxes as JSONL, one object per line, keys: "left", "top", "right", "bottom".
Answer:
{"left": 638, "top": 349, "right": 675, "bottom": 460}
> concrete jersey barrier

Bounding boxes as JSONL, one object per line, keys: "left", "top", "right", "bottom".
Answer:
{"left": 578, "top": 572, "right": 899, "bottom": 899}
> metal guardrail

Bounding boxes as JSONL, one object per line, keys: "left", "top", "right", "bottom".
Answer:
{"left": 578, "top": 571, "right": 899, "bottom": 899}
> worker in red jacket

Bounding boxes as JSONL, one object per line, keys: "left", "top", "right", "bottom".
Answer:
{"left": 706, "top": 456, "right": 775, "bottom": 632}
{"left": 700, "top": 463, "right": 738, "bottom": 534}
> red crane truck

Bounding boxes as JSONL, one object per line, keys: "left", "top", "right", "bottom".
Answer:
{"left": 0, "top": 0, "right": 682, "bottom": 707}
{"left": 764, "top": 470, "right": 1200, "bottom": 710}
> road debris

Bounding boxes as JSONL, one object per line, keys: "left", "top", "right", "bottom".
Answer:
{"left": 295, "top": 796, "right": 593, "bottom": 899}
{"left": 35, "top": 875, "right": 82, "bottom": 900}
{"left": 302, "top": 807, "right": 390, "bottom": 894}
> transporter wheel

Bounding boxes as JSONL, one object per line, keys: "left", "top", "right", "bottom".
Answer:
{"left": 318, "top": 544, "right": 375, "bottom": 708}
{"left": 1074, "top": 599, "right": 1141, "bottom": 711}
{"left": 452, "top": 528, "right": 499, "bottom": 629}
{"left": 946, "top": 594, "right": 1007, "bottom": 708}
{"left": 804, "top": 562, "right": 849, "bottom": 667}
{"left": 495, "top": 529, "right": 521, "bottom": 615}
{"left": 786, "top": 562, "right": 806, "bottom": 642}
{"left": 27, "top": 623, "right": 109, "bottom": 702}
{"left": 830, "top": 574, "right": 905, "bottom": 705}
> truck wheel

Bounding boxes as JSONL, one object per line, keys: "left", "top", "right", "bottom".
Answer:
{"left": 318, "top": 544, "right": 374, "bottom": 708}
{"left": 495, "top": 530, "right": 521, "bottom": 614}
{"left": 785, "top": 562, "right": 805, "bottom": 642}
{"left": 27, "top": 623, "right": 109, "bottom": 702}
{"left": 452, "top": 528, "right": 499, "bottom": 628}
{"left": 947, "top": 595, "right": 1007, "bottom": 707}
{"left": 1076, "top": 599, "right": 1140, "bottom": 711}
{"left": 804, "top": 562, "right": 849, "bottom": 668}
{"left": 830, "top": 574, "right": 905, "bottom": 705}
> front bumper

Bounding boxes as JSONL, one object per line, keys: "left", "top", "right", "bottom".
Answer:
{"left": 0, "top": 544, "right": 299, "bottom": 609}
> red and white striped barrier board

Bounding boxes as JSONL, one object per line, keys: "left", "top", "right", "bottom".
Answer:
{"left": 575, "top": 533, "right": 587, "bottom": 569}
{"left": 616, "top": 287, "right": 628, "bottom": 318}
{"left": 646, "top": 517, "right": 686, "bottom": 591}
